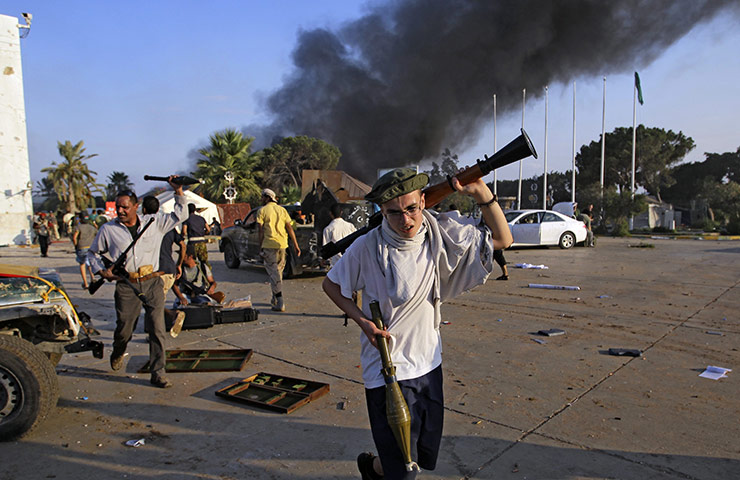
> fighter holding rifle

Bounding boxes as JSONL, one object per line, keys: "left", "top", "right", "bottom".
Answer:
{"left": 87, "top": 176, "right": 188, "bottom": 388}
{"left": 323, "top": 131, "right": 535, "bottom": 479}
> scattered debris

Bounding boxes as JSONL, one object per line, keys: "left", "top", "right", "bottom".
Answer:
{"left": 705, "top": 331, "right": 724, "bottom": 336}
{"left": 125, "top": 438, "right": 146, "bottom": 448}
{"left": 532, "top": 338, "right": 546, "bottom": 345}
{"left": 538, "top": 328, "right": 565, "bottom": 337}
{"left": 558, "top": 313, "right": 575, "bottom": 319}
{"left": 629, "top": 242, "right": 655, "bottom": 248}
{"left": 513, "top": 263, "right": 549, "bottom": 269}
{"left": 497, "top": 318, "right": 503, "bottom": 322}
{"left": 608, "top": 348, "right": 641, "bottom": 357}
{"left": 699, "top": 366, "right": 731, "bottom": 380}
{"left": 597, "top": 295, "right": 611, "bottom": 299}
{"left": 442, "top": 321, "right": 451, "bottom": 325}
{"left": 529, "top": 283, "right": 580, "bottom": 291}
{"left": 472, "top": 420, "right": 482, "bottom": 425}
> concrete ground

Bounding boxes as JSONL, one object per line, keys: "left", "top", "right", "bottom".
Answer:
{"left": 0, "top": 236, "right": 738, "bottom": 480}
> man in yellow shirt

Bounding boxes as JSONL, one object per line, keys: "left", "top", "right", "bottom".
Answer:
{"left": 257, "top": 188, "right": 301, "bottom": 312}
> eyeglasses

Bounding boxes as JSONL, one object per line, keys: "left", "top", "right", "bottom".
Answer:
{"left": 384, "top": 204, "right": 421, "bottom": 219}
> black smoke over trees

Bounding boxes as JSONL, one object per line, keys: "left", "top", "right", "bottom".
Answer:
{"left": 248, "top": 0, "right": 738, "bottom": 180}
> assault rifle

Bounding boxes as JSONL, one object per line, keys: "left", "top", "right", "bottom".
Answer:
{"left": 88, "top": 218, "right": 155, "bottom": 298}
{"left": 320, "top": 129, "right": 538, "bottom": 259}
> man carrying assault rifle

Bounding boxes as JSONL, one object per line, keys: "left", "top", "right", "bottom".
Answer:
{"left": 88, "top": 176, "right": 187, "bottom": 388}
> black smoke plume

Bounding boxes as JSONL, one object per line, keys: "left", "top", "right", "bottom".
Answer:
{"left": 249, "top": 0, "right": 738, "bottom": 180}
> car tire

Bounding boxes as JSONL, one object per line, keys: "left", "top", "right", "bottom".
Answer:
{"left": 0, "top": 335, "right": 60, "bottom": 441}
{"left": 45, "top": 352, "right": 63, "bottom": 367}
{"left": 223, "top": 241, "right": 241, "bottom": 269}
{"left": 559, "top": 231, "right": 576, "bottom": 249}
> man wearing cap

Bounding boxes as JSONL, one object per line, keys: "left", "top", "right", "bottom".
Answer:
{"left": 323, "top": 168, "right": 512, "bottom": 479}
{"left": 257, "top": 188, "right": 301, "bottom": 312}
{"left": 87, "top": 178, "right": 187, "bottom": 388}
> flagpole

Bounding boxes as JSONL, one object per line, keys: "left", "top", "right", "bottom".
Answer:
{"left": 493, "top": 93, "right": 497, "bottom": 195}
{"left": 543, "top": 85, "right": 548, "bottom": 210}
{"left": 517, "top": 88, "right": 525, "bottom": 209}
{"left": 630, "top": 75, "right": 637, "bottom": 230}
{"left": 600, "top": 77, "right": 606, "bottom": 200}
{"left": 571, "top": 81, "right": 576, "bottom": 204}
{"left": 631, "top": 79, "right": 637, "bottom": 199}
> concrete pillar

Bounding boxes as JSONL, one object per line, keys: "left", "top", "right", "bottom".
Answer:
{"left": 0, "top": 14, "right": 33, "bottom": 245}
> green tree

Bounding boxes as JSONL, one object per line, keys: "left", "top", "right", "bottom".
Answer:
{"left": 663, "top": 147, "right": 740, "bottom": 207}
{"left": 41, "top": 140, "right": 104, "bottom": 213}
{"left": 33, "top": 176, "right": 60, "bottom": 212}
{"left": 280, "top": 185, "right": 302, "bottom": 204}
{"left": 260, "top": 136, "right": 341, "bottom": 192}
{"left": 106, "top": 171, "right": 134, "bottom": 199}
{"left": 193, "top": 129, "right": 262, "bottom": 204}
{"left": 696, "top": 178, "right": 740, "bottom": 234}
{"left": 576, "top": 126, "right": 695, "bottom": 200}
{"left": 602, "top": 187, "right": 648, "bottom": 236}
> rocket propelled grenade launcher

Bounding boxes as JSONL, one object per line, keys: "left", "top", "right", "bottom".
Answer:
{"left": 320, "top": 128, "right": 538, "bottom": 259}
{"left": 143, "top": 175, "right": 203, "bottom": 185}
{"left": 369, "top": 301, "right": 420, "bottom": 473}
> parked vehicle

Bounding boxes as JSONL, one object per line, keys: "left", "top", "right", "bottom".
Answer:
{"left": 505, "top": 209, "right": 588, "bottom": 249}
{"left": 0, "top": 264, "right": 103, "bottom": 440}
{"left": 219, "top": 206, "right": 322, "bottom": 277}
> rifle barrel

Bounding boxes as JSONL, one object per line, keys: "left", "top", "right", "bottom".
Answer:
{"left": 320, "top": 129, "right": 537, "bottom": 260}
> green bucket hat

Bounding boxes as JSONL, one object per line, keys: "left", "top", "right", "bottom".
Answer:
{"left": 365, "top": 168, "right": 429, "bottom": 205}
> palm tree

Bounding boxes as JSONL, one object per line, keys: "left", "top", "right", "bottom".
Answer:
{"left": 106, "top": 171, "right": 134, "bottom": 198}
{"left": 41, "top": 140, "right": 105, "bottom": 213}
{"left": 192, "top": 129, "right": 262, "bottom": 204}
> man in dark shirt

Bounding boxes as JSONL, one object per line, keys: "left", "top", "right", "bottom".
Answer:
{"left": 182, "top": 203, "right": 211, "bottom": 267}
{"left": 71, "top": 213, "right": 98, "bottom": 288}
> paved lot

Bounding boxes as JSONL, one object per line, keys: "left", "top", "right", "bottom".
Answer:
{"left": 0, "top": 236, "right": 738, "bottom": 479}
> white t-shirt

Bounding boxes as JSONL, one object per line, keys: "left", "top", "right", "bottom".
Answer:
{"left": 322, "top": 217, "right": 357, "bottom": 267}
{"left": 328, "top": 233, "right": 441, "bottom": 388}
{"left": 327, "top": 211, "right": 494, "bottom": 388}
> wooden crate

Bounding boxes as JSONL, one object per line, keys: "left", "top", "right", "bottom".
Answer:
{"left": 215, "top": 372, "right": 330, "bottom": 414}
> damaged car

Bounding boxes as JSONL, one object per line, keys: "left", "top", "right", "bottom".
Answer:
{"left": 0, "top": 264, "right": 103, "bottom": 440}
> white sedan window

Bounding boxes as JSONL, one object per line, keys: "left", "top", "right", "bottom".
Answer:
{"left": 542, "top": 212, "right": 562, "bottom": 222}
{"left": 517, "top": 212, "right": 541, "bottom": 224}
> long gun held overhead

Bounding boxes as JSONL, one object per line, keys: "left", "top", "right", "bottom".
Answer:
{"left": 143, "top": 175, "right": 203, "bottom": 185}
{"left": 320, "top": 129, "right": 537, "bottom": 259}
{"left": 87, "top": 218, "right": 155, "bottom": 296}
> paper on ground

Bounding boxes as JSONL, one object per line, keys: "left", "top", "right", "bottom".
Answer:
{"left": 514, "top": 263, "right": 549, "bottom": 269}
{"left": 699, "top": 366, "right": 731, "bottom": 380}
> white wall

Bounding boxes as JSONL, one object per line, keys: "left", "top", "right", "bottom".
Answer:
{"left": 0, "top": 14, "right": 33, "bottom": 245}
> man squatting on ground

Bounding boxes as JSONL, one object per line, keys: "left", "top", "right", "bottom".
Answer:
{"left": 323, "top": 168, "right": 513, "bottom": 479}
{"left": 87, "top": 177, "right": 187, "bottom": 389}
{"left": 257, "top": 188, "right": 301, "bottom": 312}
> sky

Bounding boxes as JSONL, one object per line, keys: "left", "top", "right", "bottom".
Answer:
{"left": 3, "top": 1, "right": 740, "bottom": 196}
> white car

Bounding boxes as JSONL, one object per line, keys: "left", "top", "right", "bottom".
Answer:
{"left": 504, "top": 209, "right": 588, "bottom": 249}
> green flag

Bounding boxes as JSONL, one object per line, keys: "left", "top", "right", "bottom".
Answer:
{"left": 634, "top": 71, "right": 644, "bottom": 105}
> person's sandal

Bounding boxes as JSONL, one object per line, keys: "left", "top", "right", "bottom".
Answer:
{"left": 357, "top": 452, "right": 383, "bottom": 480}
{"left": 496, "top": 274, "right": 509, "bottom": 281}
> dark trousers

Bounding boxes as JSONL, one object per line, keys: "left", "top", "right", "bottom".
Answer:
{"left": 113, "top": 277, "right": 167, "bottom": 374}
{"left": 365, "top": 366, "right": 444, "bottom": 480}
{"left": 38, "top": 235, "right": 49, "bottom": 256}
